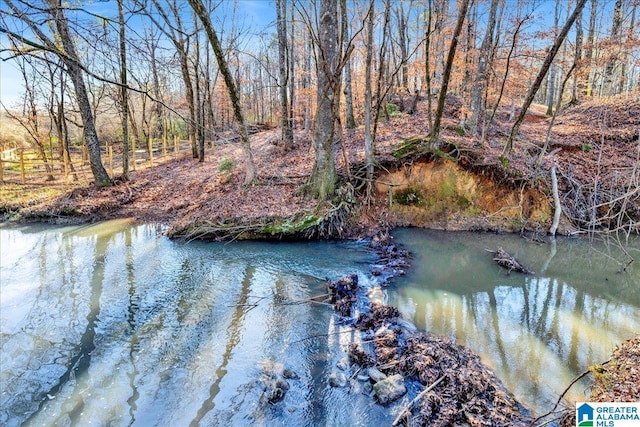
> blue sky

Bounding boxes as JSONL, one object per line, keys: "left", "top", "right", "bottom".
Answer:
{"left": 0, "top": 0, "right": 621, "bottom": 109}
{"left": 0, "top": 0, "right": 278, "bottom": 108}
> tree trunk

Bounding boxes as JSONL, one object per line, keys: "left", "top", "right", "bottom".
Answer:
{"left": 546, "top": 0, "right": 561, "bottom": 116}
{"left": 603, "top": 0, "right": 623, "bottom": 96}
{"left": 189, "top": 0, "right": 256, "bottom": 185}
{"left": 468, "top": 0, "right": 498, "bottom": 134}
{"left": 585, "top": 0, "right": 598, "bottom": 97}
{"left": 430, "top": 0, "right": 471, "bottom": 141}
{"left": 363, "top": 0, "right": 375, "bottom": 188}
{"left": 503, "top": 0, "right": 588, "bottom": 156}
{"left": 424, "top": 0, "right": 434, "bottom": 131}
{"left": 619, "top": 3, "right": 636, "bottom": 94}
{"left": 193, "top": 23, "right": 205, "bottom": 162}
{"left": 50, "top": 1, "right": 111, "bottom": 187}
{"left": 396, "top": 3, "right": 409, "bottom": 90}
{"left": 118, "top": 0, "right": 129, "bottom": 180}
{"left": 289, "top": 0, "right": 296, "bottom": 131}
{"left": 307, "top": 0, "right": 340, "bottom": 200}
{"left": 342, "top": 0, "right": 356, "bottom": 130}
{"left": 571, "top": 7, "right": 583, "bottom": 103}
{"left": 276, "top": 0, "right": 294, "bottom": 150}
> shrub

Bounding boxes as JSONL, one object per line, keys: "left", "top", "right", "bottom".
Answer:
{"left": 218, "top": 157, "right": 234, "bottom": 175}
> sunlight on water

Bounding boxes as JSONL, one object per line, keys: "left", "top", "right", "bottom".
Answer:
{"left": 389, "top": 228, "right": 640, "bottom": 414}
{"left": 0, "top": 221, "right": 390, "bottom": 427}
{"left": 2, "top": 222, "right": 638, "bottom": 426}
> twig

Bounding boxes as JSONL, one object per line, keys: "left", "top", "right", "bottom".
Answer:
{"left": 392, "top": 375, "right": 445, "bottom": 426}
{"left": 527, "top": 363, "right": 608, "bottom": 427}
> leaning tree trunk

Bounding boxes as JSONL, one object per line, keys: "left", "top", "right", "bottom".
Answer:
{"left": 189, "top": 0, "right": 256, "bottom": 185}
{"left": 503, "top": 0, "right": 588, "bottom": 156}
{"left": 430, "top": 0, "right": 471, "bottom": 141}
{"left": 51, "top": 2, "right": 111, "bottom": 187}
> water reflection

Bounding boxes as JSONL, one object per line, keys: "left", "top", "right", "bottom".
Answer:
{"left": 1, "top": 221, "right": 391, "bottom": 427}
{"left": 389, "top": 229, "right": 640, "bottom": 413}
{"left": 3, "top": 222, "right": 638, "bottom": 426}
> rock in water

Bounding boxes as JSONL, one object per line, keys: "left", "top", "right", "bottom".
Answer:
{"left": 368, "top": 367, "right": 387, "bottom": 383}
{"left": 329, "top": 371, "right": 348, "bottom": 388}
{"left": 373, "top": 374, "right": 407, "bottom": 405}
{"left": 282, "top": 368, "right": 299, "bottom": 380}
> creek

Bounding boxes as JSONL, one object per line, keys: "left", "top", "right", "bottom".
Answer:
{"left": 1, "top": 220, "right": 638, "bottom": 426}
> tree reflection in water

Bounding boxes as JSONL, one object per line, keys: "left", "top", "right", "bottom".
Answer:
{"left": 389, "top": 228, "right": 640, "bottom": 413}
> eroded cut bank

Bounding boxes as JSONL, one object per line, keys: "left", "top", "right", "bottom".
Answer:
{"left": 375, "top": 159, "right": 555, "bottom": 233}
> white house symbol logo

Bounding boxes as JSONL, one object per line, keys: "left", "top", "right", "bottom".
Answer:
{"left": 577, "top": 403, "right": 594, "bottom": 426}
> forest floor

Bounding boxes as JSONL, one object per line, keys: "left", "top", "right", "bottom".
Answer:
{"left": 3, "top": 95, "right": 638, "bottom": 238}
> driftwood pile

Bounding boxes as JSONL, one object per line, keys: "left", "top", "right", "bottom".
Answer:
{"left": 347, "top": 301, "right": 531, "bottom": 427}
{"left": 487, "top": 247, "right": 533, "bottom": 274}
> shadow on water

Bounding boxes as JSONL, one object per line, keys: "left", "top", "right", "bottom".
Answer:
{"left": 1, "top": 221, "right": 391, "bottom": 427}
{"left": 388, "top": 228, "right": 640, "bottom": 413}
{"left": 3, "top": 222, "right": 637, "bottom": 426}
{"left": 189, "top": 265, "right": 255, "bottom": 426}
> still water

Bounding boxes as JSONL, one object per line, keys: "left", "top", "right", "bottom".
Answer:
{"left": 389, "top": 228, "right": 640, "bottom": 413}
{"left": 1, "top": 220, "right": 638, "bottom": 426}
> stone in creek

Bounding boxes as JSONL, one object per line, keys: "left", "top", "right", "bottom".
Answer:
{"left": 336, "top": 356, "right": 349, "bottom": 371}
{"left": 329, "top": 371, "right": 348, "bottom": 388}
{"left": 373, "top": 374, "right": 406, "bottom": 405}
{"left": 368, "top": 367, "right": 387, "bottom": 383}
{"left": 262, "top": 375, "right": 290, "bottom": 404}
{"left": 283, "top": 368, "right": 299, "bottom": 379}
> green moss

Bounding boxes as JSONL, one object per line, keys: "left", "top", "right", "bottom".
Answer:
{"left": 392, "top": 137, "right": 428, "bottom": 159}
{"left": 393, "top": 187, "right": 424, "bottom": 206}
{"left": 444, "top": 124, "right": 466, "bottom": 136}
{"left": 261, "top": 214, "right": 320, "bottom": 235}
{"left": 581, "top": 143, "right": 593, "bottom": 152}
{"left": 464, "top": 205, "right": 482, "bottom": 216}
{"left": 457, "top": 195, "right": 471, "bottom": 209}
{"left": 386, "top": 103, "right": 401, "bottom": 117}
{"left": 499, "top": 156, "right": 510, "bottom": 167}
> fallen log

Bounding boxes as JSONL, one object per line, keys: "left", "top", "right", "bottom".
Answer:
{"left": 486, "top": 247, "right": 533, "bottom": 274}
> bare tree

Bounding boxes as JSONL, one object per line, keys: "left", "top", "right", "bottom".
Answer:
{"left": 468, "top": 0, "right": 499, "bottom": 134}
{"left": 189, "top": 0, "right": 257, "bottom": 185}
{"left": 118, "top": 0, "right": 130, "bottom": 180}
{"left": 503, "top": 0, "right": 588, "bottom": 156}
{"left": 430, "top": 0, "right": 472, "bottom": 141}
{"left": 343, "top": 0, "right": 356, "bottom": 130}
{"left": 145, "top": 0, "right": 199, "bottom": 159}
{"left": 307, "top": 0, "right": 341, "bottom": 199}
{"left": 1, "top": 0, "right": 112, "bottom": 187}
{"left": 276, "top": 0, "right": 294, "bottom": 150}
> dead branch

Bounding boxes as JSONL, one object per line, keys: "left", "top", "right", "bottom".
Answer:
{"left": 486, "top": 247, "right": 533, "bottom": 274}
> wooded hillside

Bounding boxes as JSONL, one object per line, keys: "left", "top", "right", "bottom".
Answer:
{"left": 1, "top": 0, "right": 639, "bottom": 235}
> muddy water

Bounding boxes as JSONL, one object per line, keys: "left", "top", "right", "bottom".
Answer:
{"left": 2, "top": 221, "right": 638, "bottom": 426}
{"left": 1, "top": 220, "right": 390, "bottom": 427}
{"left": 388, "top": 228, "right": 640, "bottom": 413}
